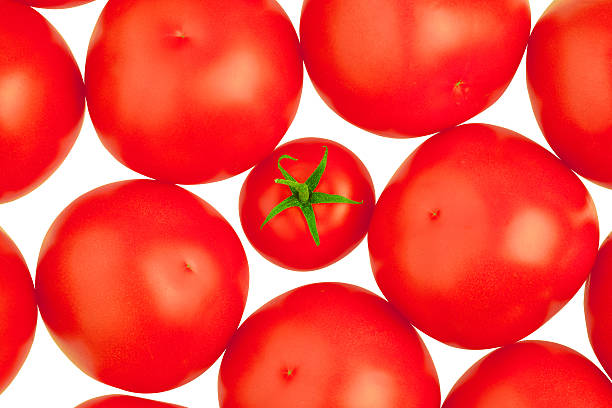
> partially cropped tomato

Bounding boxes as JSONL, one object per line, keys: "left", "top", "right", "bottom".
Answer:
{"left": 0, "top": 1, "right": 85, "bottom": 203}
{"left": 240, "top": 138, "right": 375, "bottom": 271}
{"left": 17, "top": 0, "right": 94, "bottom": 8}
{"left": 0, "top": 228, "right": 37, "bottom": 395}
{"left": 586, "top": 233, "right": 612, "bottom": 378}
{"left": 85, "top": 0, "right": 303, "bottom": 185}
{"left": 443, "top": 341, "right": 612, "bottom": 407}
{"left": 300, "top": 0, "right": 530, "bottom": 138}
{"left": 36, "top": 180, "right": 248, "bottom": 393}
{"left": 369, "top": 124, "right": 599, "bottom": 349}
{"left": 219, "top": 282, "right": 440, "bottom": 408}
{"left": 527, "top": 0, "right": 612, "bottom": 188}
{"left": 76, "top": 395, "right": 185, "bottom": 408}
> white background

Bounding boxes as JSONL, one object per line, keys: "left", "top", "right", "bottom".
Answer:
{"left": 1, "top": 0, "right": 611, "bottom": 406}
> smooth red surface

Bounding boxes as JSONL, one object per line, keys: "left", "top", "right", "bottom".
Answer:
{"left": 0, "top": 1, "right": 85, "bottom": 203}
{"left": 0, "top": 228, "right": 37, "bottom": 395}
{"left": 443, "top": 341, "right": 612, "bottom": 407}
{"left": 369, "top": 124, "right": 599, "bottom": 349}
{"left": 76, "top": 395, "right": 185, "bottom": 408}
{"left": 300, "top": 0, "right": 530, "bottom": 138}
{"left": 17, "top": 0, "right": 94, "bottom": 8}
{"left": 85, "top": 0, "right": 303, "bottom": 184}
{"left": 586, "top": 233, "right": 612, "bottom": 378}
{"left": 219, "top": 282, "right": 440, "bottom": 408}
{"left": 240, "top": 138, "right": 375, "bottom": 271}
{"left": 528, "top": 0, "right": 612, "bottom": 188}
{"left": 36, "top": 180, "right": 249, "bottom": 393}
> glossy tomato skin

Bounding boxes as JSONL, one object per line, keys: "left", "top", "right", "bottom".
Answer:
{"left": 369, "top": 124, "right": 599, "bottom": 349}
{"left": 36, "top": 180, "right": 249, "bottom": 393}
{"left": 17, "top": 0, "right": 94, "bottom": 8}
{"left": 85, "top": 0, "right": 303, "bottom": 185}
{"left": 443, "top": 341, "right": 612, "bottom": 407}
{"left": 219, "top": 282, "right": 440, "bottom": 408}
{"left": 76, "top": 395, "right": 185, "bottom": 408}
{"left": 300, "top": 0, "right": 530, "bottom": 138}
{"left": 240, "top": 138, "right": 375, "bottom": 271}
{"left": 0, "top": 1, "right": 85, "bottom": 203}
{"left": 0, "top": 228, "right": 37, "bottom": 395}
{"left": 527, "top": 0, "right": 612, "bottom": 188}
{"left": 585, "top": 233, "right": 612, "bottom": 378}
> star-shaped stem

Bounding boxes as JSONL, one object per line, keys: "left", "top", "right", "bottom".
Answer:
{"left": 261, "top": 146, "right": 362, "bottom": 246}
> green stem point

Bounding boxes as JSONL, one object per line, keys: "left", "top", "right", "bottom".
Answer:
{"left": 274, "top": 179, "right": 310, "bottom": 202}
{"left": 261, "top": 146, "right": 362, "bottom": 246}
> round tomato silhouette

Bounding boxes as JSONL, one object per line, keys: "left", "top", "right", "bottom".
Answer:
{"left": 528, "top": 0, "right": 612, "bottom": 188}
{"left": 76, "top": 395, "right": 185, "bottom": 408}
{"left": 86, "top": 0, "right": 303, "bottom": 184}
{"left": 0, "top": 228, "right": 37, "bottom": 395}
{"left": 585, "top": 233, "right": 612, "bottom": 378}
{"left": 219, "top": 282, "right": 440, "bottom": 408}
{"left": 240, "top": 138, "right": 375, "bottom": 271}
{"left": 300, "top": 0, "right": 530, "bottom": 138}
{"left": 443, "top": 341, "right": 612, "bottom": 407}
{"left": 36, "top": 180, "right": 248, "bottom": 393}
{"left": 369, "top": 124, "right": 599, "bottom": 349}
{"left": 0, "top": 1, "right": 85, "bottom": 203}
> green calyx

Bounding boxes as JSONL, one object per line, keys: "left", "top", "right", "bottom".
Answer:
{"left": 260, "top": 146, "right": 362, "bottom": 246}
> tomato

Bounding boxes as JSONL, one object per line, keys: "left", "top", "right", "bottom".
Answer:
{"left": 219, "top": 282, "right": 440, "bottom": 408}
{"left": 0, "top": 1, "right": 85, "bottom": 203}
{"left": 527, "top": 0, "right": 612, "bottom": 188}
{"left": 17, "top": 0, "right": 94, "bottom": 8}
{"left": 443, "top": 341, "right": 612, "bottom": 407}
{"left": 369, "top": 124, "right": 599, "bottom": 349}
{"left": 239, "top": 138, "right": 375, "bottom": 271}
{"left": 300, "top": 0, "right": 530, "bottom": 138}
{"left": 585, "top": 233, "right": 612, "bottom": 378}
{"left": 76, "top": 395, "right": 184, "bottom": 408}
{"left": 0, "top": 228, "right": 37, "bottom": 395}
{"left": 85, "top": 0, "right": 303, "bottom": 185}
{"left": 36, "top": 180, "right": 249, "bottom": 393}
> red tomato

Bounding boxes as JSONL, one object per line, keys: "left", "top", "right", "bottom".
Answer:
{"left": 0, "top": 1, "right": 85, "bottom": 203}
{"left": 369, "top": 124, "right": 599, "bottom": 349}
{"left": 85, "top": 0, "right": 303, "bottom": 185}
{"left": 17, "top": 0, "right": 94, "bottom": 8}
{"left": 300, "top": 0, "right": 530, "bottom": 138}
{"left": 36, "top": 180, "right": 248, "bottom": 393}
{"left": 76, "top": 395, "right": 184, "bottom": 408}
{"left": 443, "top": 341, "right": 612, "bottom": 407}
{"left": 527, "top": 0, "right": 612, "bottom": 188}
{"left": 239, "top": 138, "right": 375, "bottom": 271}
{"left": 585, "top": 233, "right": 612, "bottom": 378}
{"left": 219, "top": 282, "right": 440, "bottom": 408}
{"left": 0, "top": 228, "right": 37, "bottom": 395}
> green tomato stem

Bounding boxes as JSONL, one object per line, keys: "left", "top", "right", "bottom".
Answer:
{"left": 262, "top": 146, "right": 362, "bottom": 246}
{"left": 275, "top": 179, "right": 310, "bottom": 203}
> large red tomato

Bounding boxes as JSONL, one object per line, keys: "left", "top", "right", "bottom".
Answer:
{"left": 585, "top": 233, "right": 612, "bottom": 378}
{"left": 219, "top": 282, "right": 440, "bottom": 408}
{"left": 300, "top": 0, "right": 530, "bottom": 138}
{"left": 443, "top": 341, "right": 612, "bottom": 407}
{"left": 240, "top": 138, "right": 375, "bottom": 271}
{"left": 0, "top": 228, "right": 37, "bottom": 395}
{"left": 0, "top": 1, "right": 85, "bottom": 203}
{"left": 527, "top": 0, "right": 612, "bottom": 188}
{"left": 85, "top": 0, "right": 303, "bottom": 185}
{"left": 369, "top": 124, "right": 599, "bottom": 349}
{"left": 36, "top": 180, "right": 248, "bottom": 393}
{"left": 76, "top": 395, "right": 184, "bottom": 408}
